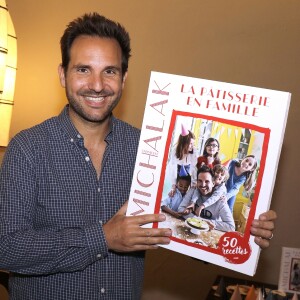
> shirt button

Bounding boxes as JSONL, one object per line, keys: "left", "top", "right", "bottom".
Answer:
{"left": 77, "top": 134, "right": 81, "bottom": 138}
{"left": 101, "top": 288, "right": 105, "bottom": 293}
{"left": 70, "top": 138, "right": 74, "bottom": 142}
{"left": 99, "top": 220, "right": 103, "bottom": 225}
{"left": 97, "top": 187, "right": 101, "bottom": 192}
{"left": 97, "top": 254, "right": 102, "bottom": 259}
{"left": 85, "top": 156, "right": 90, "bottom": 162}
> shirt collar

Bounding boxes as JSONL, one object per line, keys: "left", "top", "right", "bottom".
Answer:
{"left": 57, "top": 105, "right": 115, "bottom": 143}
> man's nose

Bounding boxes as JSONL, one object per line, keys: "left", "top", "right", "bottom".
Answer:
{"left": 88, "top": 73, "right": 104, "bottom": 92}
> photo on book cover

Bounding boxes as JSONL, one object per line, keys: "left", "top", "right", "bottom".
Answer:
{"left": 156, "top": 110, "right": 268, "bottom": 260}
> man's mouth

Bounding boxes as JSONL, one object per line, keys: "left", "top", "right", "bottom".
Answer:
{"left": 199, "top": 187, "right": 207, "bottom": 192}
{"left": 85, "top": 96, "right": 106, "bottom": 102}
{"left": 81, "top": 91, "right": 113, "bottom": 103}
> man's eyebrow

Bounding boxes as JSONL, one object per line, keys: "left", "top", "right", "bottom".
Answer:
{"left": 73, "top": 64, "right": 90, "bottom": 69}
{"left": 105, "top": 65, "right": 122, "bottom": 71}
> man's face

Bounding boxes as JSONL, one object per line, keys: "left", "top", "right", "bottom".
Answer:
{"left": 58, "top": 35, "right": 126, "bottom": 124}
{"left": 197, "top": 171, "right": 214, "bottom": 195}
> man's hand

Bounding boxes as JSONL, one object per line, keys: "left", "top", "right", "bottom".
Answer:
{"left": 103, "top": 201, "right": 172, "bottom": 252}
{"left": 250, "top": 210, "right": 277, "bottom": 249}
{"left": 194, "top": 204, "right": 204, "bottom": 217}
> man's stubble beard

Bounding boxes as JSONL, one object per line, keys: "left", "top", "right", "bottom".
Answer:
{"left": 66, "top": 90, "right": 122, "bottom": 124}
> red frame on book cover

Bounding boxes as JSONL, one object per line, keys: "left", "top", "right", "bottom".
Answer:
{"left": 153, "top": 109, "right": 270, "bottom": 262}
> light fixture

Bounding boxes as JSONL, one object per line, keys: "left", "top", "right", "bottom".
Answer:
{"left": 0, "top": 0, "right": 17, "bottom": 146}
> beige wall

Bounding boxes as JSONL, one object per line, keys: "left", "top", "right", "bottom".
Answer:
{"left": 2, "top": 0, "right": 300, "bottom": 299}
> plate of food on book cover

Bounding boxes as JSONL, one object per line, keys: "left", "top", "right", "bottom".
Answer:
{"left": 185, "top": 217, "right": 209, "bottom": 234}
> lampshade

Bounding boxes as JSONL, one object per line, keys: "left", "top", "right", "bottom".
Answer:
{"left": 0, "top": 0, "right": 17, "bottom": 146}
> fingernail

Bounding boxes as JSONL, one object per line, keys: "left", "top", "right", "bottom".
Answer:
{"left": 260, "top": 215, "right": 267, "bottom": 221}
{"left": 158, "top": 214, "right": 166, "bottom": 221}
{"left": 165, "top": 229, "right": 172, "bottom": 236}
{"left": 164, "top": 237, "right": 171, "bottom": 244}
{"left": 251, "top": 227, "right": 258, "bottom": 233}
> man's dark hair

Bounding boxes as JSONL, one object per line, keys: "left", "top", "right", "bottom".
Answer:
{"left": 197, "top": 165, "right": 214, "bottom": 178}
{"left": 60, "top": 12, "right": 131, "bottom": 75}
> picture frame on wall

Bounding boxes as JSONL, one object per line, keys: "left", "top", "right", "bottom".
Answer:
{"left": 279, "top": 247, "right": 300, "bottom": 294}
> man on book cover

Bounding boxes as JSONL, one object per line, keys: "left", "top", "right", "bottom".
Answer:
{"left": 178, "top": 165, "right": 235, "bottom": 232}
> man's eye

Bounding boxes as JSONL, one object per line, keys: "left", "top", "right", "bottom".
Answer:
{"left": 77, "top": 68, "right": 88, "bottom": 73}
{"left": 105, "top": 69, "right": 119, "bottom": 76}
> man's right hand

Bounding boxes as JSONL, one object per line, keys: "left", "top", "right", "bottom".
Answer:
{"left": 103, "top": 201, "right": 172, "bottom": 252}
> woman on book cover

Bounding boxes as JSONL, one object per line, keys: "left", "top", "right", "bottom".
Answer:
{"left": 167, "top": 124, "right": 197, "bottom": 197}
{"left": 225, "top": 155, "right": 258, "bottom": 213}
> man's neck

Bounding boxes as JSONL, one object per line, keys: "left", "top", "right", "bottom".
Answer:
{"left": 68, "top": 109, "right": 112, "bottom": 178}
{"left": 69, "top": 109, "right": 111, "bottom": 145}
{"left": 198, "top": 190, "right": 212, "bottom": 201}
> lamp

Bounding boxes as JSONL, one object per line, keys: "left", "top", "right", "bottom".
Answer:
{"left": 0, "top": 0, "right": 17, "bottom": 146}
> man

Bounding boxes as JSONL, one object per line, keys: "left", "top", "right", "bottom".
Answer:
{"left": 0, "top": 13, "right": 276, "bottom": 300}
{"left": 178, "top": 166, "right": 235, "bottom": 232}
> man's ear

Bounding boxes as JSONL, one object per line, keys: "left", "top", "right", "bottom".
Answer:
{"left": 121, "top": 71, "right": 128, "bottom": 89}
{"left": 58, "top": 64, "right": 66, "bottom": 88}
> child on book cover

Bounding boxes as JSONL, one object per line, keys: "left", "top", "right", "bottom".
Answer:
{"left": 225, "top": 155, "right": 257, "bottom": 213}
{"left": 161, "top": 169, "right": 191, "bottom": 219}
{"left": 166, "top": 124, "right": 197, "bottom": 197}
{"left": 196, "top": 137, "right": 222, "bottom": 170}
{"left": 178, "top": 165, "right": 235, "bottom": 232}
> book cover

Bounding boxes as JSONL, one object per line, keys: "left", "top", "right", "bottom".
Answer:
{"left": 126, "top": 71, "right": 291, "bottom": 276}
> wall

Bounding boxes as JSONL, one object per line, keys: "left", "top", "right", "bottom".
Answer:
{"left": 0, "top": 148, "right": 4, "bottom": 164}
{"left": 3, "top": 1, "right": 300, "bottom": 299}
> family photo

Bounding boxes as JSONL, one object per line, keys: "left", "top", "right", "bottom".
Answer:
{"left": 158, "top": 113, "right": 267, "bottom": 249}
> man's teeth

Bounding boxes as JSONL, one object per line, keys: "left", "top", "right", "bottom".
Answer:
{"left": 86, "top": 96, "right": 105, "bottom": 102}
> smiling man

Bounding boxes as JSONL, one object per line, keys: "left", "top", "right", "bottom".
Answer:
{"left": 178, "top": 165, "right": 235, "bottom": 232}
{"left": 0, "top": 12, "right": 276, "bottom": 300}
{"left": 0, "top": 13, "right": 172, "bottom": 300}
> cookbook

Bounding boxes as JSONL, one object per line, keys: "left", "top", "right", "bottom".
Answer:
{"left": 126, "top": 71, "right": 291, "bottom": 276}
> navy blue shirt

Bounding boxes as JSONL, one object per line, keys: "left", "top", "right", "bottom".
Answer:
{"left": 0, "top": 106, "right": 144, "bottom": 299}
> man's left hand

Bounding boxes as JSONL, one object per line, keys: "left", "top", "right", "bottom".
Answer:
{"left": 250, "top": 210, "right": 277, "bottom": 249}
